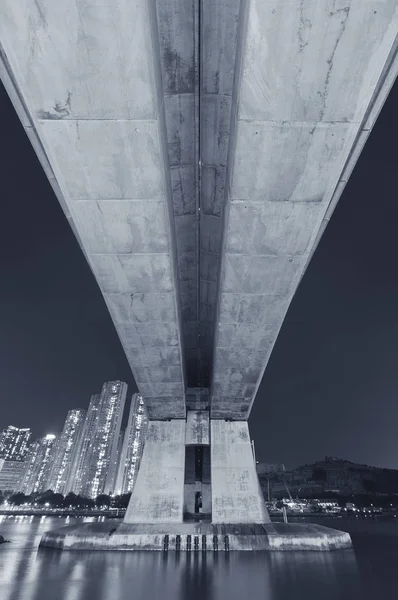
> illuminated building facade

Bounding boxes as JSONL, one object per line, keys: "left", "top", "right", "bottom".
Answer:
{"left": 82, "top": 381, "right": 127, "bottom": 498}
{"left": 47, "top": 409, "right": 86, "bottom": 494}
{"left": 20, "top": 440, "right": 40, "bottom": 494}
{"left": 0, "top": 459, "right": 27, "bottom": 492}
{"left": 68, "top": 394, "right": 101, "bottom": 495}
{"left": 115, "top": 394, "right": 148, "bottom": 495}
{"left": 106, "top": 429, "right": 124, "bottom": 495}
{"left": 0, "top": 425, "right": 31, "bottom": 461}
{"left": 21, "top": 434, "right": 59, "bottom": 495}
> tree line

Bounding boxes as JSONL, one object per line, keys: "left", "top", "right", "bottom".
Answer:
{"left": 0, "top": 489, "right": 131, "bottom": 509}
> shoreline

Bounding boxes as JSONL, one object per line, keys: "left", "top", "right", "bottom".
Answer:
{"left": 0, "top": 509, "right": 125, "bottom": 518}
{"left": 0, "top": 509, "right": 396, "bottom": 519}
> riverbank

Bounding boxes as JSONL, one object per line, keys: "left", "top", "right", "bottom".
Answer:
{"left": 1, "top": 508, "right": 396, "bottom": 520}
{"left": 269, "top": 511, "right": 398, "bottom": 519}
{"left": 0, "top": 508, "right": 125, "bottom": 518}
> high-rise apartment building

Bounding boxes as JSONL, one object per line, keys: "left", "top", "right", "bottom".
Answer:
{"left": 82, "top": 381, "right": 127, "bottom": 498}
{"left": 106, "top": 429, "right": 124, "bottom": 496}
{"left": 0, "top": 459, "right": 27, "bottom": 492}
{"left": 20, "top": 440, "right": 40, "bottom": 494}
{"left": 115, "top": 394, "right": 148, "bottom": 495}
{"left": 47, "top": 409, "right": 86, "bottom": 494}
{"left": 68, "top": 394, "right": 101, "bottom": 495}
{"left": 21, "top": 434, "right": 59, "bottom": 495}
{"left": 68, "top": 382, "right": 127, "bottom": 498}
{"left": 0, "top": 425, "right": 31, "bottom": 461}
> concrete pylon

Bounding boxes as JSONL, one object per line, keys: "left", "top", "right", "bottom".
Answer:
{"left": 210, "top": 420, "right": 270, "bottom": 524}
{"left": 124, "top": 420, "right": 186, "bottom": 524}
{"left": 123, "top": 413, "right": 270, "bottom": 526}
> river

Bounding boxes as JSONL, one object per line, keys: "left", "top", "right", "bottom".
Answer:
{"left": 1, "top": 515, "right": 397, "bottom": 599}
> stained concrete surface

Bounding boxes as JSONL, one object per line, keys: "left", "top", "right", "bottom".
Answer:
{"left": 211, "top": 420, "right": 270, "bottom": 524}
{"left": 39, "top": 520, "right": 352, "bottom": 551}
{"left": 124, "top": 420, "right": 186, "bottom": 523}
{"left": 185, "top": 410, "right": 210, "bottom": 445}
{"left": 210, "top": 0, "right": 398, "bottom": 418}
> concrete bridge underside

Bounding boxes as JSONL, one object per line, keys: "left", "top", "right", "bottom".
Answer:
{"left": 1, "top": 1, "right": 397, "bottom": 421}
{"left": 1, "top": 1, "right": 398, "bottom": 538}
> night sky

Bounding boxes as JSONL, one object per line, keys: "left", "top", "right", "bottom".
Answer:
{"left": 1, "top": 79, "right": 398, "bottom": 470}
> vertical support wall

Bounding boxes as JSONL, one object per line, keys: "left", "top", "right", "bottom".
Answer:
{"left": 124, "top": 421, "right": 185, "bottom": 523}
{"left": 124, "top": 415, "right": 270, "bottom": 525}
{"left": 211, "top": 420, "right": 270, "bottom": 523}
{"left": 185, "top": 410, "right": 210, "bottom": 445}
{"left": 184, "top": 410, "right": 211, "bottom": 518}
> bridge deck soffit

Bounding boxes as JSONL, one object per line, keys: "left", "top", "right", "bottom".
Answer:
{"left": 0, "top": 1, "right": 397, "bottom": 419}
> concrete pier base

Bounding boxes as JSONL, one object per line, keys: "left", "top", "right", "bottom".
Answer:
{"left": 123, "top": 417, "right": 272, "bottom": 527}
{"left": 39, "top": 416, "right": 352, "bottom": 551}
{"left": 39, "top": 520, "right": 352, "bottom": 552}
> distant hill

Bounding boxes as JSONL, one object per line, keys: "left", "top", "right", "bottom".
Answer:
{"left": 257, "top": 456, "right": 398, "bottom": 498}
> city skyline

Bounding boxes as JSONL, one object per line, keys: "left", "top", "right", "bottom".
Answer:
{"left": 2, "top": 394, "right": 397, "bottom": 499}
{"left": 0, "top": 380, "right": 147, "bottom": 497}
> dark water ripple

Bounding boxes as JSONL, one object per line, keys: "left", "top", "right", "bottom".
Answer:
{"left": 1, "top": 516, "right": 397, "bottom": 600}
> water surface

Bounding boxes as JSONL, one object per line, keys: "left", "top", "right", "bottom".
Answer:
{"left": 1, "top": 515, "right": 397, "bottom": 599}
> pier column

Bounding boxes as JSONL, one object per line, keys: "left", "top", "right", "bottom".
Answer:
{"left": 124, "top": 420, "right": 186, "bottom": 523}
{"left": 211, "top": 420, "right": 270, "bottom": 524}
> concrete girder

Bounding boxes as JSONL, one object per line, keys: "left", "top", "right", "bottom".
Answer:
{"left": 210, "top": 0, "right": 398, "bottom": 419}
{"left": 199, "top": 0, "right": 242, "bottom": 386}
{"left": 155, "top": 0, "right": 200, "bottom": 387}
{"left": 0, "top": 0, "right": 186, "bottom": 418}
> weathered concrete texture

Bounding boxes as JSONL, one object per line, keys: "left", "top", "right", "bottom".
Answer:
{"left": 183, "top": 483, "right": 197, "bottom": 515}
{"left": 39, "top": 521, "right": 352, "bottom": 552}
{"left": 211, "top": 420, "right": 270, "bottom": 524}
{"left": 185, "top": 410, "right": 210, "bottom": 445}
{"left": 199, "top": 0, "right": 241, "bottom": 386}
{"left": 155, "top": 0, "right": 200, "bottom": 386}
{"left": 0, "top": 0, "right": 186, "bottom": 418}
{"left": 264, "top": 523, "right": 352, "bottom": 552}
{"left": 211, "top": 0, "right": 398, "bottom": 418}
{"left": 155, "top": 0, "right": 242, "bottom": 389}
{"left": 186, "top": 388, "right": 210, "bottom": 411}
{"left": 124, "top": 421, "right": 185, "bottom": 524}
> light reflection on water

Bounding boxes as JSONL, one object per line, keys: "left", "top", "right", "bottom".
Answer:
{"left": 0, "top": 516, "right": 395, "bottom": 600}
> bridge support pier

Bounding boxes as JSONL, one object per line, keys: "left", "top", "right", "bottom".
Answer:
{"left": 40, "top": 412, "right": 352, "bottom": 551}
{"left": 123, "top": 420, "right": 186, "bottom": 524}
{"left": 210, "top": 420, "right": 270, "bottom": 524}
{"left": 121, "top": 415, "right": 270, "bottom": 526}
